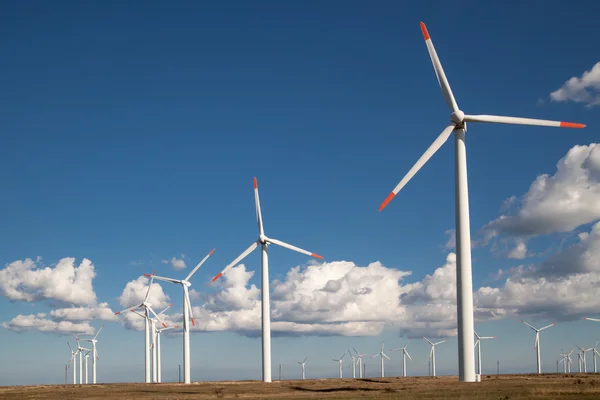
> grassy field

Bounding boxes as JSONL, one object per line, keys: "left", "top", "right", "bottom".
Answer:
{"left": 2, "top": 374, "right": 600, "bottom": 399}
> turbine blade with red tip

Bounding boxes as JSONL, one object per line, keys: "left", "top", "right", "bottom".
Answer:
{"left": 464, "top": 114, "right": 586, "bottom": 128}
{"left": 266, "top": 236, "right": 323, "bottom": 259}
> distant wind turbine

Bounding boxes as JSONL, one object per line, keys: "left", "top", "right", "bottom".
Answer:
{"left": 474, "top": 331, "right": 495, "bottom": 375}
{"left": 348, "top": 350, "right": 356, "bottom": 378}
{"left": 297, "top": 357, "right": 307, "bottom": 380}
{"left": 390, "top": 341, "right": 412, "bottom": 377}
{"left": 521, "top": 320, "right": 556, "bottom": 374}
{"left": 352, "top": 348, "right": 369, "bottom": 378}
{"left": 332, "top": 353, "right": 345, "bottom": 378}
{"left": 423, "top": 337, "right": 446, "bottom": 377}
{"left": 370, "top": 343, "right": 391, "bottom": 377}
{"left": 78, "top": 325, "right": 104, "bottom": 384}
{"left": 67, "top": 342, "right": 77, "bottom": 385}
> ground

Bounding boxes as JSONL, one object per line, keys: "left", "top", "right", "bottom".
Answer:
{"left": 2, "top": 374, "right": 600, "bottom": 399}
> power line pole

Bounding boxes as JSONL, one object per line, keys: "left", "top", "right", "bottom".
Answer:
{"left": 178, "top": 365, "right": 181, "bottom": 383}
{"left": 65, "top": 365, "right": 68, "bottom": 385}
{"left": 497, "top": 360, "right": 499, "bottom": 375}
{"left": 557, "top": 360, "right": 559, "bottom": 374}
{"left": 279, "top": 364, "right": 281, "bottom": 381}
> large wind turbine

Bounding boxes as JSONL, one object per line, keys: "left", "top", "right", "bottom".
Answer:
{"left": 390, "top": 341, "right": 412, "bottom": 377}
{"left": 521, "top": 320, "right": 556, "bottom": 374}
{"left": 115, "top": 273, "right": 166, "bottom": 383}
{"left": 370, "top": 343, "right": 391, "bottom": 377}
{"left": 79, "top": 325, "right": 104, "bottom": 384}
{"left": 297, "top": 357, "right": 307, "bottom": 380}
{"left": 377, "top": 22, "right": 586, "bottom": 382}
{"left": 148, "top": 249, "right": 214, "bottom": 384}
{"left": 211, "top": 178, "right": 322, "bottom": 383}
{"left": 332, "top": 353, "right": 345, "bottom": 378}
{"left": 67, "top": 342, "right": 77, "bottom": 385}
{"left": 423, "top": 337, "right": 446, "bottom": 377}
{"left": 474, "top": 332, "right": 495, "bottom": 375}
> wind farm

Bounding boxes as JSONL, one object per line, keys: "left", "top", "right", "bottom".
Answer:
{"left": 1, "top": 2, "right": 599, "bottom": 399}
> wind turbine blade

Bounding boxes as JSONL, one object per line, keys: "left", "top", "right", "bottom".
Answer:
{"left": 463, "top": 114, "right": 585, "bottom": 129}
{"left": 370, "top": 355, "right": 378, "bottom": 358}
{"left": 435, "top": 340, "right": 446, "bottom": 346}
{"left": 474, "top": 331, "right": 480, "bottom": 339}
{"left": 185, "top": 248, "right": 216, "bottom": 281}
{"left": 383, "top": 353, "right": 391, "bottom": 360}
{"left": 143, "top": 271, "right": 156, "bottom": 303}
{"left": 93, "top": 324, "right": 104, "bottom": 340}
{"left": 254, "top": 177, "right": 265, "bottom": 236}
{"left": 115, "top": 304, "right": 140, "bottom": 315}
{"left": 404, "top": 340, "right": 409, "bottom": 348}
{"left": 67, "top": 342, "right": 73, "bottom": 353}
{"left": 379, "top": 124, "right": 455, "bottom": 211}
{"left": 158, "top": 303, "right": 174, "bottom": 317}
{"left": 521, "top": 320, "right": 538, "bottom": 331}
{"left": 303, "top": 357, "right": 307, "bottom": 363}
{"left": 422, "top": 336, "right": 434, "bottom": 346}
{"left": 481, "top": 336, "right": 495, "bottom": 340}
{"left": 539, "top": 322, "right": 557, "bottom": 331}
{"left": 352, "top": 348, "right": 359, "bottom": 356}
{"left": 184, "top": 288, "right": 195, "bottom": 326}
{"left": 130, "top": 309, "right": 145, "bottom": 318}
{"left": 340, "top": 353, "right": 345, "bottom": 360}
{"left": 147, "top": 305, "right": 167, "bottom": 328}
{"left": 212, "top": 241, "right": 259, "bottom": 282}
{"left": 266, "top": 237, "right": 323, "bottom": 259}
{"left": 585, "top": 317, "right": 600, "bottom": 322}
{"left": 149, "top": 275, "right": 181, "bottom": 284}
{"left": 420, "top": 22, "right": 458, "bottom": 112}
{"left": 405, "top": 350, "right": 412, "bottom": 361}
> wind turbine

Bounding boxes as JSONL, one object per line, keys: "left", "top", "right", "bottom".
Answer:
{"left": 332, "top": 353, "right": 345, "bottom": 378}
{"left": 156, "top": 324, "right": 179, "bottom": 383}
{"left": 423, "top": 337, "right": 446, "bottom": 377}
{"left": 67, "top": 342, "right": 77, "bottom": 385}
{"left": 297, "top": 357, "right": 307, "bottom": 380}
{"left": 115, "top": 272, "right": 167, "bottom": 383}
{"left": 474, "top": 332, "right": 495, "bottom": 375}
{"left": 75, "top": 335, "right": 91, "bottom": 384}
{"left": 566, "top": 350, "right": 574, "bottom": 373}
{"left": 149, "top": 249, "right": 214, "bottom": 384}
{"left": 352, "top": 348, "right": 369, "bottom": 378}
{"left": 390, "top": 341, "right": 412, "bottom": 377}
{"left": 348, "top": 350, "right": 357, "bottom": 378}
{"left": 370, "top": 343, "right": 391, "bottom": 377}
{"left": 377, "top": 21, "right": 586, "bottom": 383}
{"left": 83, "top": 350, "right": 91, "bottom": 384}
{"left": 559, "top": 351, "right": 569, "bottom": 373}
{"left": 79, "top": 325, "right": 104, "bottom": 384}
{"left": 521, "top": 320, "right": 556, "bottom": 374}
{"left": 211, "top": 177, "right": 322, "bottom": 383}
{"left": 576, "top": 345, "right": 591, "bottom": 373}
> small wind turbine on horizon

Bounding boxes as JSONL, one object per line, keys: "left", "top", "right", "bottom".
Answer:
{"left": 67, "top": 342, "right": 77, "bottom": 385}
{"left": 370, "top": 343, "right": 391, "bottom": 378}
{"left": 377, "top": 21, "right": 586, "bottom": 383}
{"left": 75, "top": 335, "right": 91, "bottom": 384}
{"left": 297, "top": 357, "right": 307, "bottom": 380}
{"left": 390, "top": 341, "right": 412, "bottom": 377}
{"left": 332, "top": 353, "right": 345, "bottom": 378}
{"left": 149, "top": 248, "right": 215, "bottom": 384}
{"left": 348, "top": 350, "right": 356, "bottom": 378}
{"left": 423, "top": 337, "right": 446, "bottom": 377}
{"left": 78, "top": 325, "right": 104, "bottom": 384}
{"left": 155, "top": 323, "right": 180, "bottom": 383}
{"left": 83, "top": 350, "right": 91, "bottom": 384}
{"left": 576, "top": 345, "right": 591, "bottom": 373}
{"left": 521, "top": 320, "right": 556, "bottom": 374}
{"left": 352, "top": 348, "right": 369, "bottom": 378}
{"left": 211, "top": 177, "right": 322, "bottom": 383}
{"left": 474, "top": 332, "right": 495, "bottom": 375}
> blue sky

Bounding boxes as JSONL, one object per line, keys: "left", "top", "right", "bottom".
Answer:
{"left": 1, "top": 0, "right": 600, "bottom": 385}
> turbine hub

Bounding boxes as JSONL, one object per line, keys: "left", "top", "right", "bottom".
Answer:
{"left": 259, "top": 234, "right": 268, "bottom": 244}
{"left": 450, "top": 110, "right": 465, "bottom": 125}
{"left": 182, "top": 280, "right": 191, "bottom": 287}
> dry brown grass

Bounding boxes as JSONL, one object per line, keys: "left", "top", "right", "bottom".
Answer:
{"left": 1, "top": 374, "right": 600, "bottom": 399}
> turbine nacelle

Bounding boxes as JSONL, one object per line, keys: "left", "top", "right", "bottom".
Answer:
{"left": 450, "top": 110, "right": 466, "bottom": 129}
{"left": 259, "top": 234, "right": 268, "bottom": 244}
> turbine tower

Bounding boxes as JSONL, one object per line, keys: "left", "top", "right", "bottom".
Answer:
{"left": 332, "top": 353, "right": 345, "bottom": 378}
{"left": 377, "top": 21, "right": 586, "bottom": 383}
{"left": 149, "top": 249, "right": 214, "bottom": 384}
{"left": 156, "top": 324, "right": 179, "bottom": 383}
{"left": 521, "top": 320, "right": 556, "bottom": 374}
{"left": 79, "top": 325, "right": 104, "bottom": 384}
{"left": 474, "top": 332, "right": 495, "bottom": 375}
{"left": 348, "top": 350, "right": 357, "bottom": 378}
{"left": 370, "top": 343, "right": 391, "bottom": 377}
{"left": 390, "top": 341, "right": 412, "bottom": 377}
{"left": 352, "top": 348, "right": 369, "bottom": 378}
{"left": 423, "top": 337, "right": 446, "bottom": 377}
{"left": 67, "top": 342, "right": 77, "bottom": 385}
{"left": 212, "top": 178, "right": 322, "bottom": 383}
{"left": 297, "top": 357, "right": 307, "bottom": 380}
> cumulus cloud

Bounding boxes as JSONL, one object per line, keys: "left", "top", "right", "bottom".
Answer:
{"left": 162, "top": 255, "right": 186, "bottom": 270}
{"left": 1, "top": 314, "right": 95, "bottom": 335}
{"left": 49, "top": 302, "right": 118, "bottom": 322}
{"left": 508, "top": 240, "right": 528, "bottom": 259}
{"left": 550, "top": 62, "right": 600, "bottom": 108}
{"left": 482, "top": 144, "right": 600, "bottom": 239}
{"left": 0, "top": 257, "right": 97, "bottom": 305}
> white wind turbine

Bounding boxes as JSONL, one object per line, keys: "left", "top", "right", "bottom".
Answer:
{"left": 83, "top": 350, "right": 91, "bottom": 384}
{"left": 297, "top": 357, "right": 307, "bottom": 380}
{"left": 390, "top": 341, "right": 412, "bottom": 377}
{"left": 474, "top": 332, "right": 495, "bottom": 375}
{"left": 149, "top": 249, "right": 214, "bottom": 385}
{"left": 155, "top": 324, "right": 179, "bottom": 383}
{"left": 352, "top": 348, "right": 369, "bottom": 378}
{"left": 348, "top": 350, "right": 357, "bottom": 378}
{"left": 75, "top": 335, "right": 91, "bottom": 384}
{"left": 521, "top": 320, "right": 556, "bottom": 374}
{"left": 332, "top": 353, "right": 345, "bottom": 378}
{"left": 576, "top": 345, "right": 590, "bottom": 373}
{"left": 377, "top": 21, "right": 586, "bottom": 382}
{"left": 370, "top": 343, "right": 391, "bottom": 377}
{"left": 115, "top": 272, "right": 167, "bottom": 383}
{"left": 566, "top": 350, "right": 574, "bottom": 373}
{"left": 67, "top": 342, "right": 77, "bottom": 385}
{"left": 211, "top": 178, "right": 322, "bottom": 383}
{"left": 79, "top": 325, "right": 104, "bottom": 384}
{"left": 423, "top": 337, "right": 446, "bottom": 377}
{"left": 559, "top": 351, "right": 568, "bottom": 373}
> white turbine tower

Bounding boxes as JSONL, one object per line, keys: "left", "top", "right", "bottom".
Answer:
{"left": 150, "top": 249, "right": 214, "bottom": 384}
{"left": 75, "top": 335, "right": 91, "bottom": 384}
{"left": 83, "top": 350, "right": 91, "bottom": 384}
{"left": 67, "top": 342, "right": 77, "bottom": 385}
{"left": 115, "top": 272, "right": 167, "bottom": 383}
{"left": 474, "top": 332, "right": 495, "bottom": 375}
{"left": 576, "top": 345, "right": 590, "bottom": 373}
{"left": 211, "top": 178, "right": 322, "bottom": 383}
{"left": 332, "top": 353, "right": 345, "bottom": 378}
{"left": 79, "top": 325, "right": 104, "bottom": 384}
{"left": 348, "top": 350, "right": 357, "bottom": 378}
{"left": 390, "top": 341, "right": 412, "bottom": 377}
{"left": 156, "top": 324, "right": 179, "bottom": 383}
{"left": 521, "top": 320, "right": 556, "bottom": 374}
{"left": 352, "top": 348, "right": 369, "bottom": 378}
{"left": 423, "top": 337, "right": 446, "bottom": 377}
{"left": 377, "top": 21, "right": 586, "bottom": 383}
{"left": 370, "top": 343, "right": 391, "bottom": 378}
{"left": 297, "top": 357, "right": 307, "bottom": 380}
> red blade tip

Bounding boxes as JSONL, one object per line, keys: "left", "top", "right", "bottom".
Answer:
{"left": 162, "top": 323, "right": 167, "bottom": 328}
{"left": 253, "top": 177, "right": 257, "bottom": 188}
{"left": 379, "top": 192, "right": 396, "bottom": 211}
{"left": 560, "top": 122, "right": 586, "bottom": 128}
{"left": 209, "top": 248, "right": 215, "bottom": 255}
{"left": 311, "top": 253, "right": 323, "bottom": 259}
{"left": 191, "top": 318, "right": 195, "bottom": 326}
{"left": 420, "top": 22, "right": 430, "bottom": 41}
{"left": 143, "top": 274, "right": 152, "bottom": 277}
{"left": 212, "top": 272, "right": 223, "bottom": 282}
{"left": 115, "top": 312, "right": 120, "bottom": 315}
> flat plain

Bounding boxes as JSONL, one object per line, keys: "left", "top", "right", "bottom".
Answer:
{"left": 2, "top": 374, "right": 600, "bottom": 399}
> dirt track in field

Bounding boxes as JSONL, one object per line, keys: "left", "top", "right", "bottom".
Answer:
{"left": 2, "top": 374, "right": 600, "bottom": 399}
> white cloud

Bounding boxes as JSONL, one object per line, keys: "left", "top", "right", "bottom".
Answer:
{"left": 1, "top": 314, "right": 95, "bottom": 335}
{"left": 550, "top": 62, "right": 600, "bottom": 108}
{"left": 0, "top": 257, "right": 97, "bottom": 305}
{"left": 443, "top": 229, "right": 456, "bottom": 250}
{"left": 508, "top": 239, "right": 528, "bottom": 259}
{"left": 162, "top": 256, "right": 186, "bottom": 270}
{"left": 49, "top": 302, "right": 118, "bottom": 322}
{"left": 482, "top": 144, "right": 600, "bottom": 239}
